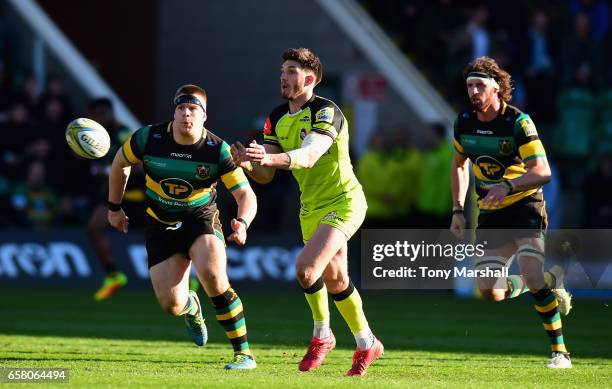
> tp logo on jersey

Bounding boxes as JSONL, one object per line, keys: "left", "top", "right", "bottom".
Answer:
{"left": 160, "top": 178, "right": 193, "bottom": 199}
{"left": 475, "top": 156, "right": 505, "bottom": 180}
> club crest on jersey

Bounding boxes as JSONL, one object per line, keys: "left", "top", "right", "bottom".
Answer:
{"left": 498, "top": 139, "right": 512, "bottom": 155}
{"left": 159, "top": 178, "right": 193, "bottom": 199}
{"left": 475, "top": 156, "right": 505, "bottom": 181}
{"left": 196, "top": 165, "right": 211, "bottom": 180}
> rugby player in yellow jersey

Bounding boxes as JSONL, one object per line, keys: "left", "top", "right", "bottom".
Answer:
{"left": 107, "top": 84, "right": 257, "bottom": 370}
{"left": 232, "top": 48, "right": 383, "bottom": 376}
{"left": 450, "top": 57, "right": 572, "bottom": 368}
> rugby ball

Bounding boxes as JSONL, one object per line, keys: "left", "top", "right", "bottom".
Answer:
{"left": 65, "top": 118, "right": 111, "bottom": 159}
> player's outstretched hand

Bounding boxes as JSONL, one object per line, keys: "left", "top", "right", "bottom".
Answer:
{"left": 480, "top": 183, "right": 510, "bottom": 209}
{"left": 231, "top": 142, "right": 252, "bottom": 170}
{"left": 108, "top": 209, "right": 129, "bottom": 234}
{"left": 227, "top": 218, "right": 247, "bottom": 245}
{"left": 450, "top": 213, "right": 465, "bottom": 239}
{"left": 245, "top": 141, "right": 270, "bottom": 166}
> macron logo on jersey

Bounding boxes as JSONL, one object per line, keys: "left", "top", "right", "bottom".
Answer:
{"left": 170, "top": 153, "right": 192, "bottom": 159}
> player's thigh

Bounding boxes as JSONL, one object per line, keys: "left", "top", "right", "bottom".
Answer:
{"left": 149, "top": 253, "right": 191, "bottom": 309}
{"left": 189, "top": 233, "right": 229, "bottom": 296}
{"left": 296, "top": 224, "right": 347, "bottom": 280}
{"left": 322, "top": 242, "right": 349, "bottom": 293}
{"left": 475, "top": 243, "right": 517, "bottom": 290}
{"left": 516, "top": 236, "right": 546, "bottom": 290}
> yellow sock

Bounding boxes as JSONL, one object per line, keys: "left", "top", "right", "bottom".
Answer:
{"left": 332, "top": 281, "right": 368, "bottom": 333}
{"left": 303, "top": 278, "right": 330, "bottom": 323}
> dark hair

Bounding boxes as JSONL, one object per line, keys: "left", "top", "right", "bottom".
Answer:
{"left": 463, "top": 56, "right": 513, "bottom": 102}
{"left": 282, "top": 48, "right": 323, "bottom": 84}
{"left": 88, "top": 97, "right": 113, "bottom": 110}
{"left": 174, "top": 84, "right": 207, "bottom": 103}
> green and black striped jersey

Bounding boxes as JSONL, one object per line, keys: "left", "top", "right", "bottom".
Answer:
{"left": 121, "top": 121, "right": 249, "bottom": 223}
{"left": 453, "top": 102, "right": 547, "bottom": 210}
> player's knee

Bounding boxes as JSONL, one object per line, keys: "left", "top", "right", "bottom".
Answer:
{"left": 160, "top": 300, "right": 184, "bottom": 316}
{"left": 323, "top": 272, "right": 349, "bottom": 294}
{"left": 201, "top": 270, "right": 226, "bottom": 292}
{"left": 295, "top": 266, "right": 318, "bottom": 289}
{"left": 480, "top": 289, "right": 506, "bottom": 302}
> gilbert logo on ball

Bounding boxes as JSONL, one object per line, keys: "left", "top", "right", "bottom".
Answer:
{"left": 65, "top": 118, "right": 111, "bottom": 159}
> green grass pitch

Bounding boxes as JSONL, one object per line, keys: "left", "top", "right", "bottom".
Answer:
{"left": 0, "top": 289, "right": 610, "bottom": 388}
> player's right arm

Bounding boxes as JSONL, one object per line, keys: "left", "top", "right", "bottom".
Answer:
{"left": 107, "top": 150, "right": 133, "bottom": 233}
{"left": 450, "top": 119, "right": 470, "bottom": 237}
{"left": 231, "top": 142, "right": 279, "bottom": 184}
{"left": 107, "top": 126, "right": 148, "bottom": 233}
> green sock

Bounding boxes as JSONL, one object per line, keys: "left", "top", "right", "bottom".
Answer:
{"left": 532, "top": 289, "right": 568, "bottom": 353}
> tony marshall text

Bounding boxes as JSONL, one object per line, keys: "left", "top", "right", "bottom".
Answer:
{"left": 372, "top": 266, "right": 508, "bottom": 279}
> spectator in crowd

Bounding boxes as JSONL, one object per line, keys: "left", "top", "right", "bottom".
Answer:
{"left": 415, "top": 122, "right": 453, "bottom": 228}
{"left": 524, "top": 10, "right": 560, "bottom": 124}
{"left": 387, "top": 127, "right": 422, "bottom": 227}
{"left": 10, "top": 160, "right": 60, "bottom": 229}
{"left": 584, "top": 151, "right": 612, "bottom": 227}
{"left": 561, "top": 12, "right": 603, "bottom": 89}
{"left": 446, "top": 5, "right": 492, "bottom": 106}
{"left": 0, "top": 100, "right": 33, "bottom": 182}
{"left": 0, "top": 59, "right": 12, "bottom": 122}
{"left": 357, "top": 132, "right": 394, "bottom": 228}
{"left": 38, "top": 74, "right": 73, "bottom": 124}
{"left": 569, "top": 0, "right": 611, "bottom": 40}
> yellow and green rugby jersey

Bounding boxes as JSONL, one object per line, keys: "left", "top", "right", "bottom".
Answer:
{"left": 122, "top": 121, "right": 249, "bottom": 223}
{"left": 262, "top": 95, "right": 362, "bottom": 209}
{"left": 453, "top": 102, "right": 547, "bottom": 211}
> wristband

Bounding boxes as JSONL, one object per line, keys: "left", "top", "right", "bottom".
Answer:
{"left": 107, "top": 201, "right": 122, "bottom": 212}
{"left": 502, "top": 180, "right": 514, "bottom": 193}
{"left": 236, "top": 217, "right": 248, "bottom": 230}
{"left": 452, "top": 208, "right": 464, "bottom": 215}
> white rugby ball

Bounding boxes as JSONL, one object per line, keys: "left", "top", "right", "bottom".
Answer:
{"left": 65, "top": 118, "right": 111, "bottom": 159}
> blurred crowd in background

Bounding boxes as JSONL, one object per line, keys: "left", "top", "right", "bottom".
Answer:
{"left": 1, "top": 0, "right": 611, "bottom": 232}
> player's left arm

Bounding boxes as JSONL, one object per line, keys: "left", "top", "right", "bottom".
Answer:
{"left": 507, "top": 114, "right": 551, "bottom": 191}
{"left": 245, "top": 132, "right": 333, "bottom": 169}
{"left": 246, "top": 104, "right": 339, "bottom": 169}
{"left": 219, "top": 141, "right": 257, "bottom": 245}
{"left": 506, "top": 154, "right": 551, "bottom": 192}
{"left": 481, "top": 115, "right": 551, "bottom": 207}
